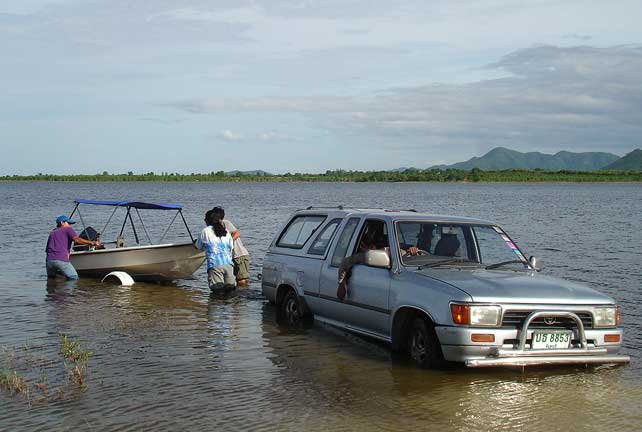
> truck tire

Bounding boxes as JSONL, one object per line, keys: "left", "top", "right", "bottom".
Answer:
{"left": 280, "top": 289, "right": 305, "bottom": 325}
{"left": 408, "top": 317, "right": 443, "bottom": 368}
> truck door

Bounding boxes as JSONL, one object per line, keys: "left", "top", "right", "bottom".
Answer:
{"left": 339, "top": 219, "right": 392, "bottom": 336}
{"left": 318, "top": 218, "right": 392, "bottom": 337}
{"left": 317, "top": 217, "right": 361, "bottom": 322}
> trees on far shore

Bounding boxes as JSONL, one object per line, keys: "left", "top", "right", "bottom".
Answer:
{"left": 2, "top": 169, "right": 641, "bottom": 183}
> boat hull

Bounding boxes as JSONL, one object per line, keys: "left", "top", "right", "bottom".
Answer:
{"left": 70, "top": 242, "right": 205, "bottom": 281}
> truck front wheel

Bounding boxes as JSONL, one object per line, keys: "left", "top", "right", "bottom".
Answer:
{"left": 408, "top": 318, "right": 443, "bottom": 368}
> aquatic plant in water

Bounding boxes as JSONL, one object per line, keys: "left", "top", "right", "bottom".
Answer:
{"left": 0, "top": 335, "right": 93, "bottom": 404}
{"left": 59, "top": 334, "right": 92, "bottom": 387}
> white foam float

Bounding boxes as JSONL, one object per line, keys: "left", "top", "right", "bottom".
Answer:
{"left": 101, "top": 271, "right": 135, "bottom": 286}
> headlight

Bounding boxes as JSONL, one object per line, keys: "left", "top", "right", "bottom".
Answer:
{"left": 470, "top": 305, "right": 501, "bottom": 326}
{"left": 450, "top": 304, "right": 501, "bottom": 326}
{"left": 594, "top": 306, "right": 620, "bottom": 327}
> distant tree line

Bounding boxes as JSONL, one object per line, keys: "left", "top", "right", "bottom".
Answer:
{"left": 2, "top": 168, "right": 641, "bottom": 183}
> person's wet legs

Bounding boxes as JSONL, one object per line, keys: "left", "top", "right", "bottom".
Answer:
{"left": 208, "top": 265, "right": 236, "bottom": 292}
{"left": 233, "top": 256, "right": 250, "bottom": 286}
{"left": 46, "top": 260, "right": 79, "bottom": 280}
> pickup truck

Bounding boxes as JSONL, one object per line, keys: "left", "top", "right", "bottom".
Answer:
{"left": 261, "top": 207, "right": 630, "bottom": 368}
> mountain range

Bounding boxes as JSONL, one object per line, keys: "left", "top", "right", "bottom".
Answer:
{"left": 427, "top": 147, "right": 641, "bottom": 171}
{"left": 601, "top": 149, "right": 642, "bottom": 171}
{"left": 225, "top": 170, "right": 271, "bottom": 176}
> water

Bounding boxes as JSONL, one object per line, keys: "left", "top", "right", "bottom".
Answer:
{"left": 1, "top": 182, "right": 641, "bottom": 431}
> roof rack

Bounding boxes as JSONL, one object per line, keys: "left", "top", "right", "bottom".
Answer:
{"left": 304, "top": 205, "right": 347, "bottom": 210}
{"left": 383, "top": 209, "right": 418, "bottom": 212}
{"left": 301, "top": 206, "right": 418, "bottom": 213}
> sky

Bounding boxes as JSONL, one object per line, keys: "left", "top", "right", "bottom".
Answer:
{"left": 1, "top": 0, "right": 642, "bottom": 174}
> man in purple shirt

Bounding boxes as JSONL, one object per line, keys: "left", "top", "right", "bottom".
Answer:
{"left": 46, "top": 215, "right": 100, "bottom": 280}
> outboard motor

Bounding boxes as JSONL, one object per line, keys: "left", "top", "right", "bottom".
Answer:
{"left": 73, "top": 226, "right": 102, "bottom": 251}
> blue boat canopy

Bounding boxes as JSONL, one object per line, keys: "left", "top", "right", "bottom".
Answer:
{"left": 74, "top": 199, "right": 183, "bottom": 210}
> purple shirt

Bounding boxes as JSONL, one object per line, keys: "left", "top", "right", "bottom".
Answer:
{"left": 46, "top": 226, "right": 78, "bottom": 262}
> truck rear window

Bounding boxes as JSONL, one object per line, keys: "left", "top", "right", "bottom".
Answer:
{"left": 330, "top": 217, "right": 361, "bottom": 266}
{"left": 277, "top": 215, "right": 326, "bottom": 249}
{"left": 308, "top": 218, "right": 342, "bottom": 255}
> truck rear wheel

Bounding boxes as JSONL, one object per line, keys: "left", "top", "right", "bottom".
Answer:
{"left": 408, "top": 317, "right": 443, "bottom": 368}
{"left": 280, "top": 289, "right": 304, "bottom": 325}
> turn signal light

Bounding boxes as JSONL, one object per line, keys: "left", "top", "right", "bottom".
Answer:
{"left": 471, "top": 334, "right": 495, "bottom": 343}
{"left": 615, "top": 307, "right": 621, "bottom": 326}
{"left": 604, "top": 334, "right": 620, "bottom": 343}
{"left": 451, "top": 304, "right": 470, "bottom": 325}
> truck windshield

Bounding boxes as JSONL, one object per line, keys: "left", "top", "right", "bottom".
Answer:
{"left": 396, "top": 222, "right": 529, "bottom": 269}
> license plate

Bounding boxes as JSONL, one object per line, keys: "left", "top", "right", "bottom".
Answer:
{"left": 531, "top": 331, "right": 572, "bottom": 350}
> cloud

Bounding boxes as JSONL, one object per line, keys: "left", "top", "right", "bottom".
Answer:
{"left": 257, "top": 131, "right": 277, "bottom": 141}
{"left": 170, "top": 45, "right": 642, "bottom": 154}
{"left": 219, "top": 129, "right": 243, "bottom": 141}
{"left": 139, "top": 117, "right": 186, "bottom": 125}
{"left": 563, "top": 33, "right": 592, "bottom": 41}
{"left": 0, "top": 1, "right": 252, "bottom": 59}
{"left": 216, "top": 130, "right": 290, "bottom": 142}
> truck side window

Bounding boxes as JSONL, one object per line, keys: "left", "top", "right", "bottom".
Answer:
{"left": 277, "top": 215, "right": 326, "bottom": 249}
{"left": 353, "top": 219, "right": 389, "bottom": 253}
{"left": 308, "top": 218, "right": 342, "bottom": 256}
{"left": 330, "top": 218, "right": 361, "bottom": 267}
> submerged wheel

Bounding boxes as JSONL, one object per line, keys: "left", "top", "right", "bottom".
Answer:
{"left": 280, "top": 289, "right": 304, "bottom": 325}
{"left": 408, "top": 317, "right": 443, "bottom": 368}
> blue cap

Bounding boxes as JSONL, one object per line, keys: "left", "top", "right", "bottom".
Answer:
{"left": 56, "top": 215, "right": 76, "bottom": 225}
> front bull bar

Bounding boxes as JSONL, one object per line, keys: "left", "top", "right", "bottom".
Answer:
{"left": 466, "top": 310, "right": 631, "bottom": 368}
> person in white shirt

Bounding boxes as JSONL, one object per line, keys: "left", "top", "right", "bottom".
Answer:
{"left": 212, "top": 207, "right": 250, "bottom": 287}
{"left": 195, "top": 210, "right": 235, "bottom": 292}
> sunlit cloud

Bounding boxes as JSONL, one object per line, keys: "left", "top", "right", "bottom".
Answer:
{"left": 219, "top": 129, "right": 243, "bottom": 141}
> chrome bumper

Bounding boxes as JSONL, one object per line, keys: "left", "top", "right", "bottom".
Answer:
{"left": 465, "top": 350, "right": 631, "bottom": 367}
{"left": 440, "top": 310, "right": 631, "bottom": 368}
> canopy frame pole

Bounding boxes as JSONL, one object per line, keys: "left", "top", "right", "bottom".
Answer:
{"left": 69, "top": 202, "right": 80, "bottom": 219}
{"left": 179, "top": 209, "right": 195, "bottom": 243}
{"left": 118, "top": 208, "right": 129, "bottom": 238}
{"left": 135, "top": 208, "right": 153, "bottom": 245}
{"left": 68, "top": 203, "right": 83, "bottom": 249}
{"left": 159, "top": 211, "right": 180, "bottom": 244}
{"left": 127, "top": 207, "right": 140, "bottom": 244}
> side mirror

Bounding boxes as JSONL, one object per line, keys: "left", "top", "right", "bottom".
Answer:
{"left": 529, "top": 256, "right": 542, "bottom": 271}
{"left": 364, "top": 249, "right": 391, "bottom": 268}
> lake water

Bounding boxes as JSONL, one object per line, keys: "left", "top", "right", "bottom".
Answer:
{"left": 1, "top": 182, "right": 641, "bottom": 431}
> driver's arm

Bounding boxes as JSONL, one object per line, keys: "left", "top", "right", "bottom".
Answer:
{"left": 400, "top": 246, "right": 420, "bottom": 256}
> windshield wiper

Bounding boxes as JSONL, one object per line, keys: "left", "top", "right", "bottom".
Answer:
{"left": 485, "top": 260, "right": 527, "bottom": 270}
{"left": 419, "top": 258, "right": 471, "bottom": 269}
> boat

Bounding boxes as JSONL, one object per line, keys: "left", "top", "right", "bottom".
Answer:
{"left": 68, "top": 199, "right": 205, "bottom": 281}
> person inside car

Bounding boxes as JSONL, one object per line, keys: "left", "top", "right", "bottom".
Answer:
{"left": 336, "top": 221, "right": 421, "bottom": 301}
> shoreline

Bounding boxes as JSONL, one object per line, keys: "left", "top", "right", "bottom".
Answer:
{"left": 1, "top": 179, "right": 641, "bottom": 184}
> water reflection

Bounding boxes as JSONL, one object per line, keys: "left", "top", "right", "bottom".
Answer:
{"left": 258, "top": 300, "right": 641, "bottom": 431}
{"left": 45, "top": 278, "right": 77, "bottom": 303}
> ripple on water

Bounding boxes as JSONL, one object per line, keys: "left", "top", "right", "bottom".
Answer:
{"left": 1, "top": 182, "right": 641, "bottom": 431}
